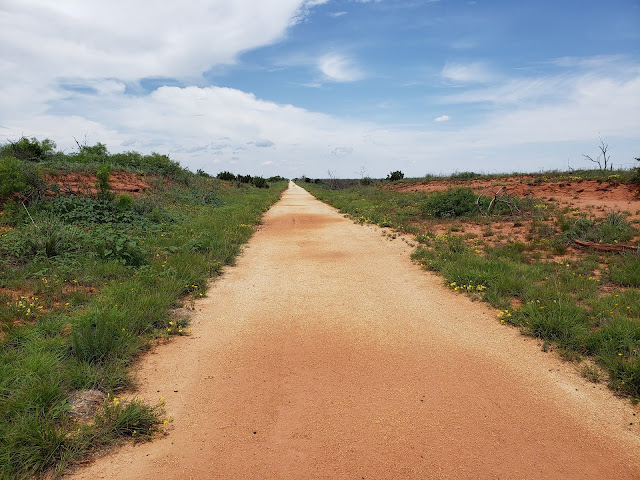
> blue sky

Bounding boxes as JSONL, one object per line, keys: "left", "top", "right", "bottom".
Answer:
{"left": 1, "top": 0, "right": 639, "bottom": 178}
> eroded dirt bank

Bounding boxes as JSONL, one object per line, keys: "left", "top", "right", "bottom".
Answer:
{"left": 70, "top": 182, "right": 639, "bottom": 479}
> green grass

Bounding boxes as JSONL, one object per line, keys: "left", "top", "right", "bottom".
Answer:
{"left": 0, "top": 149, "right": 286, "bottom": 477}
{"left": 302, "top": 180, "right": 640, "bottom": 399}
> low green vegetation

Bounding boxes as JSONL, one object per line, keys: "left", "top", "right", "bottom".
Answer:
{"left": 0, "top": 137, "right": 286, "bottom": 478}
{"left": 303, "top": 179, "right": 640, "bottom": 399}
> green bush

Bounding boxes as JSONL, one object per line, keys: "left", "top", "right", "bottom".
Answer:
{"left": 564, "top": 212, "right": 635, "bottom": 244}
{"left": 0, "top": 156, "right": 28, "bottom": 197}
{"left": 96, "top": 163, "right": 114, "bottom": 201}
{"left": 114, "top": 194, "right": 134, "bottom": 211}
{"left": 91, "top": 228, "right": 147, "bottom": 266}
{"left": 252, "top": 176, "right": 268, "bottom": 188}
{"left": 0, "top": 137, "right": 56, "bottom": 162}
{"left": 421, "top": 188, "right": 478, "bottom": 218}
{"left": 631, "top": 157, "right": 640, "bottom": 184}
{"left": 217, "top": 171, "right": 236, "bottom": 181}
{"left": 387, "top": 170, "right": 404, "bottom": 181}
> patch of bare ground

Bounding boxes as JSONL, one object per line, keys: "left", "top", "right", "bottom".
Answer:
{"left": 389, "top": 176, "right": 640, "bottom": 219}
{"left": 45, "top": 171, "right": 152, "bottom": 196}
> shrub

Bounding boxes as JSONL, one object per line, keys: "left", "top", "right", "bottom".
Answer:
{"left": 631, "top": 157, "right": 640, "bottom": 184}
{"left": 0, "top": 156, "right": 28, "bottom": 197}
{"left": 421, "top": 188, "right": 478, "bottom": 218}
{"left": 387, "top": 170, "right": 404, "bottom": 181}
{"left": 91, "top": 228, "right": 147, "bottom": 266}
{"left": 0, "top": 137, "right": 56, "bottom": 162}
{"left": 217, "top": 171, "right": 236, "bottom": 181}
{"left": 114, "top": 194, "right": 134, "bottom": 211}
{"left": 252, "top": 176, "right": 268, "bottom": 189}
{"left": 96, "top": 164, "right": 114, "bottom": 201}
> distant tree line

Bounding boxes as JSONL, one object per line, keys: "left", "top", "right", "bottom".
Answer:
{"left": 216, "top": 171, "right": 286, "bottom": 189}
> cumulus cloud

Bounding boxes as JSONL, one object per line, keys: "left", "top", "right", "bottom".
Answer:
{"left": 434, "top": 115, "right": 450, "bottom": 122}
{"left": 442, "top": 61, "right": 497, "bottom": 84}
{"left": 255, "top": 139, "right": 276, "bottom": 148}
{"left": 318, "top": 54, "right": 363, "bottom": 82}
{"left": 0, "top": 1, "right": 314, "bottom": 84}
{"left": 331, "top": 146, "right": 354, "bottom": 157}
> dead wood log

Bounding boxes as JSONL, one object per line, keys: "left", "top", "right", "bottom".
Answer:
{"left": 574, "top": 239, "right": 638, "bottom": 253}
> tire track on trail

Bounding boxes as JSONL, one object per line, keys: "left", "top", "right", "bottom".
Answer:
{"left": 70, "top": 182, "right": 640, "bottom": 479}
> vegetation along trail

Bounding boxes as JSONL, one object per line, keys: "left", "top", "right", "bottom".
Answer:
{"left": 71, "top": 182, "right": 640, "bottom": 479}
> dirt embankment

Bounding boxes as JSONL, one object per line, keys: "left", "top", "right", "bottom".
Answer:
{"left": 389, "top": 176, "right": 640, "bottom": 218}
{"left": 69, "top": 183, "right": 640, "bottom": 479}
{"left": 45, "top": 171, "right": 152, "bottom": 196}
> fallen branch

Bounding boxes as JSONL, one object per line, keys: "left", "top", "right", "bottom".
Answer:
{"left": 476, "top": 186, "right": 522, "bottom": 216}
{"left": 574, "top": 239, "right": 638, "bottom": 253}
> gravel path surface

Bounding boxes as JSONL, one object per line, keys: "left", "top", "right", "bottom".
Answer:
{"left": 70, "top": 182, "right": 640, "bottom": 479}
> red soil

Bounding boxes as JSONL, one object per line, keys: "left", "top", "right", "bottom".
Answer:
{"left": 46, "top": 171, "right": 152, "bottom": 196}
{"left": 389, "top": 176, "right": 640, "bottom": 218}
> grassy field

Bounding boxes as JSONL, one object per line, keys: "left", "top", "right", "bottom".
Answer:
{"left": 302, "top": 176, "right": 640, "bottom": 400}
{"left": 0, "top": 138, "right": 286, "bottom": 478}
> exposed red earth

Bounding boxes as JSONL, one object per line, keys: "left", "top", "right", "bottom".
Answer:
{"left": 69, "top": 183, "right": 640, "bottom": 479}
{"left": 387, "top": 176, "right": 640, "bottom": 219}
{"left": 45, "top": 171, "right": 152, "bottom": 196}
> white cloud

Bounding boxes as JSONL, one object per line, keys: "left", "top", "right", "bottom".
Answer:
{"left": 318, "top": 54, "right": 364, "bottom": 82}
{"left": 2, "top": 64, "right": 638, "bottom": 178}
{"left": 0, "top": 0, "right": 312, "bottom": 84}
{"left": 331, "top": 11, "right": 348, "bottom": 17}
{"left": 255, "top": 139, "right": 276, "bottom": 148}
{"left": 434, "top": 115, "right": 450, "bottom": 122}
{"left": 331, "top": 146, "right": 354, "bottom": 157}
{"left": 442, "top": 61, "right": 498, "bottom": 84}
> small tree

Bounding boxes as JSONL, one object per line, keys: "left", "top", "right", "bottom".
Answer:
{"left": 387, "top": 170, "right": 404, "bottom": 181}
{"left": 217, "top": 171, "right": 236, "bottom": 181}
{"left": 0, "top": 137, "right": 56, "bottom": 162}
{"left": 252, "top": 176, "right": 269, "bottom": 188}
{"left": 632, "top": 157, "right": 640, "bottom": 184}
{"left": 327, "top": 170, "right": 338, "bottom": 190}
{"left": 583, "top": 137, "right": 611, "bottom": 170}
{"left": 96, "top": 164, "right": 114, "bottom": 200}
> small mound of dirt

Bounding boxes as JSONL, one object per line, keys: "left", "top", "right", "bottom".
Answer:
{"left": 68, "top": 390, "right": 107, "bottom": 420}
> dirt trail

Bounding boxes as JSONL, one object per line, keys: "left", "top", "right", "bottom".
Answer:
{"left": 70, "top": 182, "right": 640, "bottom": 479}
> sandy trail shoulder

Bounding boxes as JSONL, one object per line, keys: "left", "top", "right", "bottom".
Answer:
{"left": 70, "top": 182, "right": 640, "bottom": 479}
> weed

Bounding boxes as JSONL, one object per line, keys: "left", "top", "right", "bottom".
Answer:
{"left": 421, "top": 188, "right": 478, "bottom": 218}
{"left": 579, "top": 363, "right": 604, "bottom": 383}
